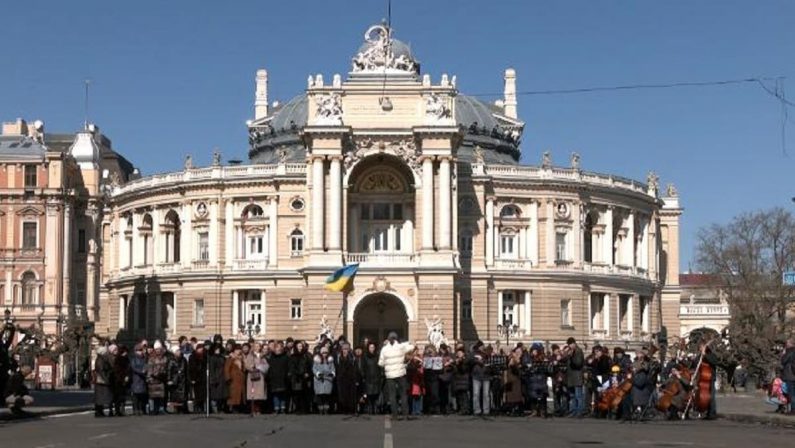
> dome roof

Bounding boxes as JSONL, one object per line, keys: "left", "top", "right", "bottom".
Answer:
{"left": 356, "top": 38, "right": 414, "bottom": 63}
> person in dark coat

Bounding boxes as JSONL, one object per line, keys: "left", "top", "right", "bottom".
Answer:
{"left": 267, "top": 342, "right": 290, "bottom": 413}
{"left": 224, "top": 345, "right": 246, "bottom": 412}
{"left": 565, "top": 337, "right": 585, "bottom": 417}
{"left": 168, "top": 345, "right": 189, "bottom": 413}
{"left": 129, "top": 344, "right": 148, "bottom": 415}
{"left": 0, "top": 319, "right": 15, "bottom": 401}
{"left": 526, "top": 344, "right": 551, "bottom": 417}
{"left": 335, "top": 344, "right": 359, "bottom": 414}
{"left": 361, "top": 342, "right": 383, "bottom": 414}
{"left": 188, "top": 342, "right": 209, "bottom": 413}
{"left": 111, "top": 345, "right": 130, "bottom": 416}
{"left": 4, "top": 365, "right": 33, "bottom": 415}
{"left": 146, "top": 342, "right": 169, "bottom": 415}
{"left": 631, "top": 350, "right": 655, "bottom": 411}
{"left": 208, "top": 342, "right": 228, "bottom": 413}
{"left": 452, "top": 349, "right": 471, "bottom": 415}
{"left": 93, "top": 346, "right": 115, "bottom": 417}
{"left": 288, "top": 341, "right": 312, "bottom": 414}
{"left": 780, "top": 338, "right": 795, "bottom": 415}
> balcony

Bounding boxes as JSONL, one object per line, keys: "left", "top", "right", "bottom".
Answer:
{"left": 345, "top": 252, "right": 416, "bottom": 267}
{"left": 191, "top": 259, "right": 211, "bottom": 270}
{"left": 232, "top": 259, "right": 268, "bottom": 271}
{"left": 591, "top": 329, "right": 608, "bottom": 339}
{"left": 493, "top": 259, "right": 532, "bottom": 270}
{"left": 156, "top": 262, "right": 182, "bottom": 274}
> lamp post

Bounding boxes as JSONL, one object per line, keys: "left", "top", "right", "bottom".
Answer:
{"left": 497, "top": 323, "right": 520, "bottom": 348}
{"left": 239, "top": 320, "right": 261, "bottom": 340}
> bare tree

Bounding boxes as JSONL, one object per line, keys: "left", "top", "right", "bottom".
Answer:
{"left": 696, "top": 207, "right": 795, "bottom": 377}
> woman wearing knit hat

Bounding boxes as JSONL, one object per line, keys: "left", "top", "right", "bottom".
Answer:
{"left": 146, "top": 341, "right": 168, "bottom": 415}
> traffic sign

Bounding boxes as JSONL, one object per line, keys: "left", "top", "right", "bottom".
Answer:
{"left": 783, "top": 271, "right": 795, "bottom": 286}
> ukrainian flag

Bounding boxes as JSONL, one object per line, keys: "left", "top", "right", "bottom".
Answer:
{"left": 324, "top": 264, "right": 359, "bottom": 292}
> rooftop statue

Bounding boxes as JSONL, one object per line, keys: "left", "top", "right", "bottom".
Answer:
{"left": 351, "top": 23, "right": 419, "bottom": 74}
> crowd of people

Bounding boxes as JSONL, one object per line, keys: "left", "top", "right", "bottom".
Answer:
{"left": 85, "top": 332, "right": 795, "bottom": 421}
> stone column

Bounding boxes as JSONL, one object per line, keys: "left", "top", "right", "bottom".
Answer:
{"left": 62, "top": 204, "right": 72, "bottom": 305}
{"left": 209, "top": 201, "right": 219, "bottom": 266}
{"left": 603, "top": 293, "right": 611, "bottom": 337}
{"left": 518, "top": 226, "right": 527, "bottom": 259}
{"left": 152, "top": 209, "right": 162, "bottom": 264}
{"left": 181, "top": 203, "right": 192, "bottom": 267}
{"left": 225, "top": 200, "right": 234, "bottom": 264}
{"left": 627, "top": 211, "right": 635, "bottom": 268}
{"left": 529, "top": 201, "right": 539, "bottom": 266}
{"left": 523, "top": 291, "right": 531, "bottom": 334}
{"left": 328, "top": 157, "right": 342, "bottom": 250}
{"left": 311, "top": 157, "right": 325, "bottom": 250}
{"left": 269, "top": 197, "right": 278, "bottom": 267}
{"left": 154, "top": 293, "right": 162, "bottom": 335}
{"left": 497, "top": 290, "right": 503, "bottom": 326}
{"left": 421, "top": 157, "right": 434, "bottom": 250}
{"left": 438, "top": 157, "right": 451, "bottom": 249}
{"left": 232, "top": 290, "right": 239, "bottom": 336}
{"left": 641, "top": 218, "right": 649, "bottom": 270}
{"left": 260, "top": 290, "right": 267, "bottom": 332}
{"left": 604, "top": 207, "right": 613, "bottom": 265}
{"left": 545, "top": 200, "right": 555, "bottom": 267}
{"left": 573, "top": 203, "right": 582, "bottom": 267}
{"left": 485, "top": 197, "right": 494, "bottom": 265}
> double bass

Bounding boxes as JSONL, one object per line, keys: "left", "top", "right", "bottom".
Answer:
{"left": 683, "top": 338, "right": 718, "bottom": 417}
{"left": 656, "top": 364, "right": 691, "bottom": 413}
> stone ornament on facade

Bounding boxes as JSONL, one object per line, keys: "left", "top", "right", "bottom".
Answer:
{"left": 351, "top": 23, "right": 419, "bottom": 74}
{"left": 556, "top": 202, "right": 570, "bottom": 219}
{"left": 344, "top": 137, "right": 420, "bottom": 175}
{"left": 666, "top": 183, "right": 678, "bottom": 197}
{"left": 316, "top": 315, "right": 334, "bottom": 342}
{"left": 570, "top": 152, "right": 581, "bottom": 170}
{"left": 184, "top": 154, "right": 193, "bottom": 170}
{"left": 359, "top": 171, "right": 403, "bottom": 193}
{"left": 425, "top": 315, "right": 448, "bottom": 350}
{"left": 313, "top": 93, "right": 343, "bottom": 125}
{"left": 424, "top": 93, "right": 451, "bottom": 123}
{"left": 541, "top": 151, "right": 552, "bottom": 169}
{"left": 212, "top": 149, "right": 222, "bottom": 166}
{"left": 195, "top": 202, "right": 208, "bottom": 219}
{"left": 473, "top": 145, "right": 485, "bottom": 164}
{"left": 647, "top": 171, "right": 659, "bottom": 196}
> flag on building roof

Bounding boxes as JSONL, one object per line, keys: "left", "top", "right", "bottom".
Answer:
{"left": 324, "top": 264, "right": 359, "bottom": 292}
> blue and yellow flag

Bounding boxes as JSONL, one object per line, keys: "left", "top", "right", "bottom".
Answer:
{"left": 324, "top": 264, "right": 359, "bottom": 292}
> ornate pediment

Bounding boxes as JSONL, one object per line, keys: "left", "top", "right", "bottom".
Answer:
{"left": 16, "top": 206, "right": 44, "bottom": 217}
{"left": 358, "top": 171, "right": 405, "bottom": 193}
{"left": 344, "top": 137, "right": 420, "bottom": 175}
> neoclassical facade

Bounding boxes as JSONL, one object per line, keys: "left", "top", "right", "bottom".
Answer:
{"left": 99, "top": 24, "right": 683, "bottom": 348}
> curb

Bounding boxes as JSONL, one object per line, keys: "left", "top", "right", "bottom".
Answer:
{"left": 0, "top": 406, "right": 93, "bottom": 422}
{"left": 720, "top": 412, "right": 795, "bottom": 428}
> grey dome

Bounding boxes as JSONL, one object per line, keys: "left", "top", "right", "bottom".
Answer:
{"left": 357, "top": 38, "right": 414, "bottom": 62}
{"left": 248, "top": 93, "right": 521, "bottom": 165}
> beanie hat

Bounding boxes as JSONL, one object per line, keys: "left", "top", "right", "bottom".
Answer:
{"left": 153, "top": 340, "right": 163, "bottom": 350}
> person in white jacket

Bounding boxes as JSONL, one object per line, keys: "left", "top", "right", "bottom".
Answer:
{"left": 379, "top": 332, "right": 414, "bottom": 419}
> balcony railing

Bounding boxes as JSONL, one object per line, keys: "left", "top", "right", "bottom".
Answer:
{"left": 345, "top": 252, "right": 416, "bottom": 266}
{"left": 232, "top": 259, "right": 268, "bottom": 271}
{"left": 191, "top": 259, "right": 211, "bottom": 270}
{"left": 591, "top": 329, "right": 608, "bottom": 338}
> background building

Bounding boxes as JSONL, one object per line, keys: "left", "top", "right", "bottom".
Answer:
{"left": 97, "top": 24, "right": 683, "bottom": 349}
{"left": 678, "top": 273, "right": 731, "bottom": 338}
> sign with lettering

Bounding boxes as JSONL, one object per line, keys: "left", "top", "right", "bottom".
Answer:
{"left": 783, "top": 271, "right": 795, "bottom": 286}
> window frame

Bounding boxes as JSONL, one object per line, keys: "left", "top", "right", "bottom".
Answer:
{"left": 22, "top": 221, "right": 37, "bottom": 250}
{"left": 290, "top": 298, "right": 303, "bottom": 320}
{"left": 560, "top": 299, "right": 572, "bottom": 327}
{"left": 193, "top": 298, "right": 205, "bottom": 327}
{"left": 23, "top": 164, "right": 37, "bottom": 188}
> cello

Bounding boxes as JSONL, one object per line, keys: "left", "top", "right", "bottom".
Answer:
{"left": 656, "top": 364, "right": 691, "bottom": 413}
{"left": 682, "top": 338, "right": 718, "bottom": 418}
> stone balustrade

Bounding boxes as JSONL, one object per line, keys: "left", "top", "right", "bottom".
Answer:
{"left": 679, "top": 304, "right": 730, "bottom": 316}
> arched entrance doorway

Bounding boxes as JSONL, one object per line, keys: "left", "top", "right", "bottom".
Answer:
{"left": 353, "top": 293, "right": 409, "bottom": 345}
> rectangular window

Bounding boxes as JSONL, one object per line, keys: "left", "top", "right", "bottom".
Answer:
{"left": 248, "top": 235, "right": 264, "bottom": 257}
{"left": 394, "top": 225, "right": 402, "bottom": 251}
{"left": 640, "top": 296, "right": 650, "bottom": 332}
{"left": 291, "top": 233, "right": 304, "bottom": 256}
{"left": 136, "top": 294, "right": 147, "bottom": 330}
{"left": 360, "top": 204, "right": 371, "bottom": 220}
{"left": 24, "top": 164, "right": 37, "bottom": 188}
{"left": 245, "top": 300, "right": 263, "bottom": 327}
{"left": 22, "top": 222, "right": 37, "bottom": 249}
{"left": 619, "top": 295, "right": 630, "bottom": 333}
{"left": 502, "top": 291, "right": 515, "bottom": 325}
{"left": 198, "top": 232, "right": 209, "bottom": 260}
{"left": 461, "top": 297, "right": 472, "bottom": 321}
{"left": 460, "top": 233, "right": 473, "bottom": 255}
{"left": 373, "top": 203, "right": 390, "bottom": 220}
{"left": 590, "top": 293, "right": 606, "bottom": 332}
{"left": 556, "top": 232, "right": 567, "bottom": 262}
{"left": 500, "top": 234, "right": 516, "bottom": 258}
{"left": 194, "top": 299, "right": 205, "bottom": 326}
{"left": 290, "top": 298, "right": 302, "bottom": 320}
{"left": 76, "top": 282, "right": 86, "bottom": 306}
{"left": 392, "top": 204, "right": 403, "bottom": 220}
{"left": 560, "top": 299, "right": 572, "bottom": 327}
{"left": 77, "top": 229, "right": 86, "bottom": 254}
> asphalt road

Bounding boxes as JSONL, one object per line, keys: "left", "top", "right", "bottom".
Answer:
{"left": 1, "top": 413, "right": 792, "bottom": 448}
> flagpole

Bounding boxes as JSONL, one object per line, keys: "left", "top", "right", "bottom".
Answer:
{"left": 342, "top": 289, "right": 349, "bottom": 341}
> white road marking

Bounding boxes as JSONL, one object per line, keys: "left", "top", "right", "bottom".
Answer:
{"left": 87, "top": 433, "right": 117, "bottom": 441}
{"left": 637, "top": 442, "right": 694, "bottom": 446}
{"left": 384, "top": 415, "right": 392, "bottom": 430}
{"left": 43, "top": 410, "right": 93, "bottom": 419}
{"left": 384, "top": 433, "right": 393, "bottom": 448}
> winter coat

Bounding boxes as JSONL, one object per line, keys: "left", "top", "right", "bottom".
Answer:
{"left": 168, "top": 355, "right": 188, "bottom": 403}
{"left": 407, "top": 359, "right": 425, "bottom": 396}
{"left": 187, "top": 352, "right": 207, "bottom": 404}
{"left": 362, "top": 352, "right": 384, "bottom": 396}
{"left": 470, "top": 354, "right": 489, "bottom": 382}
{"left": 336, "top": 354, "right": 360, "bottom": 413}
{"left": 631, "top": 361, "right": 654, "bottom": 408}
{"left": 781, "top": 348, "right": 795, "bottom": 382}
{"left": 378, "top": 341, "right": 414, "bottom": 379}
{"left": 224, "top": 355, "right": 246, "bottom": 406}
{"left": 130, "top": 354, "right": 148, "bottom": 395}
{"left": 94, "top": 353, "right": 115, "bottom": 406}
{"left": 503, "top": 358, "right": 524, "bottom": 405}
{"left": 527, "top": 356, "right": 551, "bottom": 400}
{"left": 112, "top": 354, "right": 130, "bottom": 399}
{"left": 244, "top": 353, "right": 269, "bottom": 401}
{"left": 288, "top": 352, "right": 312, "bottom": 392}
{"left": 208, "top": 352, "right": 227, "bottom": 401}
{"left": 566, "top": 346, "right": 585, "bottom": 387}
{"left": 313, "top": 355, "right": 336, "bottom": 395}
{"left": 452, "top": 359, "right": 471, "bottom": 393}
{"left": 267, "top": 352, "right": 289, "bottom": 393}
{"left": 146, "top": 354, "right": 168, "bottom": 398}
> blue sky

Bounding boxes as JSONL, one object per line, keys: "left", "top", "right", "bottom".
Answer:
{"left": 2, "top": 1, "right": 794, "bottom": 270}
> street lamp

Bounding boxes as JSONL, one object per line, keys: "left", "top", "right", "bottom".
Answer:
{"left": 239, "top": 320, "right": 261, "bottom": 340}
{"left": 497, "top": 323, "right": 520, "bottom": 348}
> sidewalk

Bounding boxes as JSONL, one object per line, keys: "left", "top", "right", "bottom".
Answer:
{"left": 717, "top": 391, "right": 795, "bottom": 428}
{"left": 0, "top": 390, "right": 93, "bottom": 421}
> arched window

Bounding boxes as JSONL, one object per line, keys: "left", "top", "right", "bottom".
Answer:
{"left": 459, "top": 229, "right": 473, "bottom": 256}
{"left": 243, "top": 205, "right": 264, "bottom": 220}
{"left": 140, "top": 214, "right": 153, "bottom": 265}
{"left": 499, "top": 228, "right": 517, "bottom": 259}
{"left": 583, "top": 213, "right": 595, "bottom": 263}
{"left": 500, "top": 205, "right": 521, "bottom": 219}
{"left": 125, "top": 216, "right": 134, "bottom": 268}
{"left": 163, "top": 210, "right": 181, "bottom": 263}
{"left": 21, "top": 271, "right": 37, "bottom": 307}
{"left": 290, "top": 229, "right": 304, "bottom": 256}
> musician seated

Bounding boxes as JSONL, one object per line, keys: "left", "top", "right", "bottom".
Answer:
{"left": 662, "top": 366, "right": 692, "bottom": 420}
{"left": 598, "top": 365, "right": 622, "bottom": 393}
{"left": 4, "top": 365, "right": 34, "bottom": 416}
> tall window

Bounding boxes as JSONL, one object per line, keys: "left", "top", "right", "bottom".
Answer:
{"left": 640, "top": 296, "right": 650, "bottom": 333}
{"left": 359, "top": 203, "right": 404, "bottom": 253}
{"left": 20, "top": 272, "right": 36, "bottom": 306}
{"left": 198, "top": 232, "right": 209, "bottom": 260}
{"left": 499, "top": 230, "right": 517, "bottom": 259}
{"left": 560, "top": 299, "right": 572, "bottom": 327}
{"left": 24, "top": 164, "right": 37, "bottom": 188}
{"left": 78, "top": 229, "right": 86, "bottom": 254}
{"left": 247, "top": 235, "right": 265, "bottom": 258}
{"left": 164, "top": 210, "right": 181, "bottom": 263}
{"left": 290, "top": 299, "right": 302, "bottom": 320}
{"left": 556, "top": 232, "right": 567, "bottom": 262}
{"left": 461, "top": 296, "right": 472, "bottom": 321}
{"left": 590, "top": 293, "right": 606, "bottom": 333}
{"left": 193, "top": 299, "right": 205, "bottom": 326}
{"left": 76, "top": 282, "right": 86, "bottom": 306}
{"left": 22, "top": 222, "right": 37, "bottom": 249}
{"left": 290, "top": 229, "right": 304, "bottom": 256}
{"left": 502, "top": 291, "right": 516, "bottom": 325}
{"left": 141, "top": 214, "right": 153, "bottom": 266}
{"left": 583, "top": 213, "right": 594, "bottom": 263}
{"left": 619, "top": 295, "right": 631, "bottom": 334}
